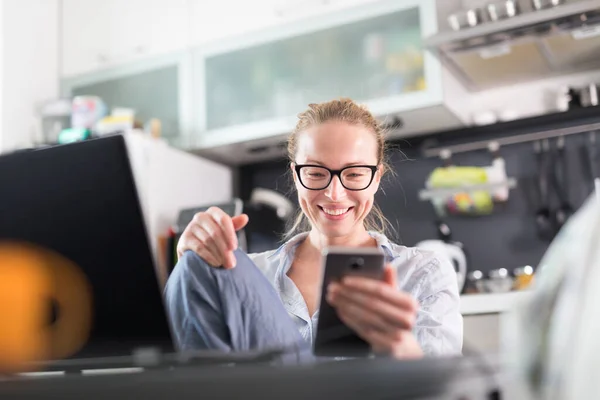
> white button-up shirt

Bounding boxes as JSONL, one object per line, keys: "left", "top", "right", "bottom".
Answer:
{"left": 248, "top": 231, "right": 463, "bottom": 356}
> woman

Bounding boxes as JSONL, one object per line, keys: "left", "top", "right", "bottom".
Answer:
{"left": 164, "top": 98, "right": 462, "bottom": 360}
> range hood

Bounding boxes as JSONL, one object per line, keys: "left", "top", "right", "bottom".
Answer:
{"left": 425, "top": 0, "right": 600, "bottom": 91}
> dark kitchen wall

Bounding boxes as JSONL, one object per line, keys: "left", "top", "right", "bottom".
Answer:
{"left": 238, "top": 107, "right": 600, "bottom": 274}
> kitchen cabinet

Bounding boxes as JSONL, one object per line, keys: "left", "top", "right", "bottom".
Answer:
{"left": 61, "top": 0, "right": 188, "bottom": 78}
{"left": 189, "top": 0, "right": 382, "bottom": 46}
{"left": 60, "top": 51, "right": 193, "bottom": 144}
{"left": 189, "top": 0, "right": 465, "bottom": 164}
{"left": 460, "top": 291, "right": 532, "bottom": 354}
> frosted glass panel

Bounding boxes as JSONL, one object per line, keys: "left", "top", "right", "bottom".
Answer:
{"left": 72, "top": 66, "right": 180, "bottom": 137}
{"left": 204, "top": 7, "right": 424, "bottom": 130}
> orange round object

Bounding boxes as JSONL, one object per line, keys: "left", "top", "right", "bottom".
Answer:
{"left": 0, "top": 242, "right": 92, "bottom": 373}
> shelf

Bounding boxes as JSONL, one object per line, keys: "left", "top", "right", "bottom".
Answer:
{"left": 425, "top": 0, "right": 600, "bottom": 49}
{"left": 424, "top": 0, "right": 600, "bottom": 90}
{"left": 418, "top": 178, "right": 517, "bottom": 201}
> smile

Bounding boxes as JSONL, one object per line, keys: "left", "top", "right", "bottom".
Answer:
{"left": 319, "top": 206, "right": 353, "bottom": 219}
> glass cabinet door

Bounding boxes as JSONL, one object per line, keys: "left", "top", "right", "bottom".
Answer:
{"left": 195, "top": 0, "right": 438, "bottom": 147}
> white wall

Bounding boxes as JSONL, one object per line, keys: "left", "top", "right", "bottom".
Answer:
{"left": 0, "top": 2, "right": 3, "bottom": 152}
{"left": 0, "top": 0, "right": 59, "bottom": 153}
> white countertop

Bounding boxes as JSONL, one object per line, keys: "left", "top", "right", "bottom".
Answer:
{"left": 460, "top": 291, "right": 532, "bottom": 316}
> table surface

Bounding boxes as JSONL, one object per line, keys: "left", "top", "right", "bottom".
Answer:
{"left": 0, "top": 354, "right": 504, "bottom": 400}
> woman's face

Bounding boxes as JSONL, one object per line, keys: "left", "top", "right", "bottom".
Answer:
{"left": 292, "top": 121, "right": 382, "bottom": 239}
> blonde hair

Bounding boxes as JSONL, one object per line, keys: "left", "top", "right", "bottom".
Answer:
{"left": 285, "top": 97, "right": 395, "bottom": 239}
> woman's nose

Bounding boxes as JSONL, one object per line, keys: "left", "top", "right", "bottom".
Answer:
{"left": 324, "top": 175, "right": 347, "bottom": 201}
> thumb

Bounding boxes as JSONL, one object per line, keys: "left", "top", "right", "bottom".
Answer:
{"left": 383, "top": 264, "right": 397, "bottom": 288}
{"left": 232, "top": 214, "right": 249, "bottom": 231}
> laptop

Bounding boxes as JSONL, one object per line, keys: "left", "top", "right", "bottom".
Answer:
{"left": 0, "top": 135, "right": 175, "bottom": 370}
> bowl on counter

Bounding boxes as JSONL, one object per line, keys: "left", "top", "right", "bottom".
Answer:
{"left": 484, "top": 268, "right": 514, "bottom": 293}
{"left": 465, "top": 268, "right": 517, "bottom": 294}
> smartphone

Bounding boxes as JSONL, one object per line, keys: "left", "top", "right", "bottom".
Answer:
{"left": 313, "top": 246, "right": 386, "bottom": 358}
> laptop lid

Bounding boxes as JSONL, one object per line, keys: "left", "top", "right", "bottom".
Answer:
{"left": 0, "top": 135, "right": 175, "bottom": 366}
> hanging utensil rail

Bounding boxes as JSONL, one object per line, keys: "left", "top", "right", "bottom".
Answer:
{"left": 422, "top": 122, "right": 600, "bottom": 158}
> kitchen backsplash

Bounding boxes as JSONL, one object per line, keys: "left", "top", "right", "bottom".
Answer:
{"left": 238, "top": 107, "right": 600, "bottom": 274}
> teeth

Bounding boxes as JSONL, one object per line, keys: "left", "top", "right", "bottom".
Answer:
{"left": 323, "top": 208, "right": 349, "bottom": 216}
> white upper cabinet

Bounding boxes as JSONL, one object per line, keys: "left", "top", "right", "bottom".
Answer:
{"left": 190, "top": 0, "right": 457, "bottom": 153}
{"left": 61, "top": 0, "right": 188, "bottom": 78}
{"left": 189, "top": 0, "right": 279, "bottom": 46}
{"left": 189, "top": 0, "right": 381, "bottom": 47}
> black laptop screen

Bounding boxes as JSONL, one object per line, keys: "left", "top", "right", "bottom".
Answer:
{"left": 0, "top": 135, "right": 174, "bottom": 362}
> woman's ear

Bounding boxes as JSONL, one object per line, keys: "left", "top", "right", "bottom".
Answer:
{"left": 374, "top": 164, "right": 385, "bottom": 184}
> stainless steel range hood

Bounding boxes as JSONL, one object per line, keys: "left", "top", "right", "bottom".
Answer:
{"left": 425, "top": 0, "right": 600, "bottom": 91}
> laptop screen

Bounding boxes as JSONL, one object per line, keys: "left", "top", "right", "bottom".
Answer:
{"left": 0, "top": 135, "right": 175, "bottom": 363}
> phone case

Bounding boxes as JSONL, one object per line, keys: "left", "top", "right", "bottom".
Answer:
{"left": 313, "top": 247, "right": 385, "bottom": 358}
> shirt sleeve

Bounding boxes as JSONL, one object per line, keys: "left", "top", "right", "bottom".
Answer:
{"left": 404, "top": 255, "right": 464, "bottom": 357}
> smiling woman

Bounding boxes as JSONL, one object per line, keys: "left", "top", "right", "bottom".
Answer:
{"left": 164, "top": 98, "right": 463, "bottom": 361}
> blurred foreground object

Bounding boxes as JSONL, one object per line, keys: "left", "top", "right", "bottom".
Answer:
{"left": 0, "top": 242, "right": 92, "bottom": 373}
{"left": 504, "top": 193, "right": 600, "bottom": 399}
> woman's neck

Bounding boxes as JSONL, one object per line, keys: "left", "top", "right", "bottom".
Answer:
{"left": 299, "top": 227, "right": 377, "bottom": 259}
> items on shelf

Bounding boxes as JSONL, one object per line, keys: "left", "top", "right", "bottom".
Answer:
{"left": 464, "top": 266, "right": 535, "bottom": 294}
{"left": 447, "top": 0, "right": 567, "bottom": 32}
{"left": 419, "top": 142, "right": 517, "bottom": 217}
{"left": 38, "top": 95, "right": 165, "bottom": 146}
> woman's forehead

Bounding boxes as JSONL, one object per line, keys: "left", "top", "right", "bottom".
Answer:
{"left": 295, "top": 122, "right": 378, "bottom": 164}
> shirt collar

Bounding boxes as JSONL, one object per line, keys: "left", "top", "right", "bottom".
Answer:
{"left": 268, "top": 232, "right": 309, "bottom": 261}
{"left": 268, "top": 230, "right": 396, "bottom": 264}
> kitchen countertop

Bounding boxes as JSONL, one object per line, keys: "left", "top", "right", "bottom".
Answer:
{"left": 460, "top": 291, "right": 533, "bottom": 316}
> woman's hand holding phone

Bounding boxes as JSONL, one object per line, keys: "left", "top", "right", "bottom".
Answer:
{"left": 326, "top": 264, "right": 423, "bottom": 359}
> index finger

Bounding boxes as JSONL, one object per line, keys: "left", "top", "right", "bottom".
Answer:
{"left": 341, "top": 276, "right": 418, "bottom": 313}
{"left": 207, "top": 207, "right": 237, "bottom": 250}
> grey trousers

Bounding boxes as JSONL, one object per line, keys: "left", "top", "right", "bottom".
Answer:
{"left": 163, "top": 249, "right": 313, "bottom": 364}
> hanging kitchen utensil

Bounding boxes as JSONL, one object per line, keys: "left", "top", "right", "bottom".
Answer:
{"left": 533, "top": 140, "right": 555, "bottom": 242}
{"left": 549, "top": 136, "right": 574, "bottom": 231}
{"left": 580, "top": 132, "right": 600, "bottom": 197}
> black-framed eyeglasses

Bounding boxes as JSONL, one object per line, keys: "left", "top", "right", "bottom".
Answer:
{"left": 294, "top": 164, "right": 378, "bottom": 191}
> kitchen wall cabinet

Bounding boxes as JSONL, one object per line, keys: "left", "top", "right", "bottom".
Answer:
{"left": 189, "top": 0, "right": 382, "bottom": 47}
{"left": 189, "top": 0, "right": 465, "bottom": 164}
{"left": 60, "top": 0, "right": 468, "bottom": 165}
{"left": 60, "top": 51, "right": 194, "bottom": 145}
{"left": 61, "top": 0, "right": 188, "bottom": 78}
